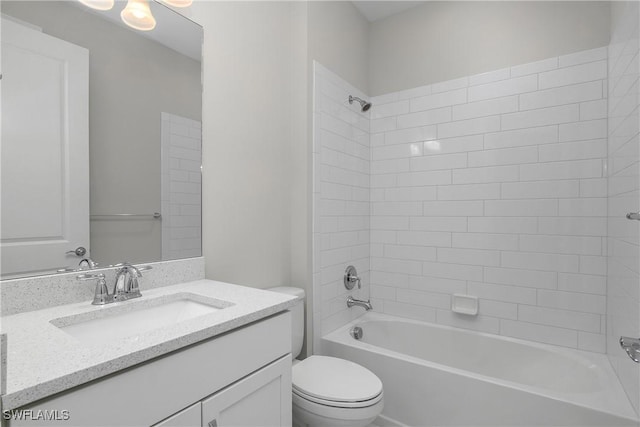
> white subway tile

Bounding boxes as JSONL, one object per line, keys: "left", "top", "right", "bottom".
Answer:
{"left": 519, "top": 235, "right": 602, "bottom": 256}
{"left": 469, "top": 68, "right": 511, "bottom": 86}
{"left": 479, "top": 300, "right": 518, "bottom": 320}
{"left": 538, "top": 217, "right": 607, "bottom": 236}
{"left": 501, "top": 104, "right": 579, "bottom": 130}
{"left": 372, "top": 143, "right": 420, "bottom": 161}
{"left": 578, "top": 331, "right": 606, "bottom": 353}
{"left": 397, "top": 170, "right": 452, "bottom": 187}
{"left": 558, "top": 198, "right": 607, "bottom": 217}
{"left": 452, "top": 233, "right": 519, "bottom": 250}
{"left": 510, "top": 57, "right": 558, "bottom": 77}
{"left": 370, "top": 270, "right": 409, "bottom": 287}
{"left": 468, "top": 146, "right": 538, "bottom": 167}
{"left": 385, "top": 244, "right": 437, "bottom": 261}
{"left": 559, "top": 46, "right": 607, "bottom": 67}
{"left": 452, "top": 96, "right": 518, "bottom": 121}
{"left": 423, "top": 261, "right": 483, "bottom": 281}
{"left": 484, "top": 267, "right": 557, "bottom": 289}
{"left": 519, "top": 81, "right": 602, "bottom": 111}
{"left": 500, "top": 319, "right": 578, "bottom": 348}
{"left": 558, "top": 273, "right": 606, "bottom": 295}
{"left": 431, "top": 77, "right": 469, "bottom": 93}
{"left": 538, "top": 139, "right": 607, "bottom": 162}
{"left": 397, "top": 289, "right": 451, "bottom": 309}
{"left": 468, "top": 282, "right": 537, "bottom": 304}
{"left": 397, "top": 231, "right": 451, "bottom": 247}
{"left": 437, "top": 116, "right": 501, "bottom": 138}
{"left": 453, "top": 165, "right": 519, "bottom": 184}
{"left": 468, "top": 217, "right": 538, "bottom": 234}
{"left": 366, "top": 200, "right": 416, "bottom": 216}
{"left": 385, "top": 125, "right": 437, "bottom": 146}
{"left": 484, "top": 199, "right": 558, "bottom": 217}
{"left": 396, "top": 84, "right": 432, "bottom": 101}
{"left": 539, "top": 61, "right": 607, "bottom": 89}
{"left": 437, "top": 183, "right": 501, "bottom": 200}
{"left": 371, "top": 100, "right": 410, "bottom": 119}
{"left": 436, "top": 310, "right": 500, "bottom": 334}
{"left": 437, "top": 247, "right": 501, "bottom": 266}
{"left": 520, "top": 159, "right": 602, "bottom": 181}
{"left": 423, "top": 201, "right": 484, "bottom": 216}
{"left": 559, "top": 119, "right": 607, "bottom": 141}
{"left": 501, "top": 180, "right": 579, "bottom": 199}
{"left": 371, "top": 117, "right": 397, "bottom": 133}
{"left": 423, "top": 135, "right": 484, "bottom": 155}
{"left": 397, "top": 107, "right": 452, "bottom": 129}
{"left": 518, "top": 305, "right": 601, "bottom": 333}
{"left": 410, "top": 217, "right": 468, "bottom": 232}
{"left": 371, "top": 257, "right": 423, "bottom": 276}
{"left": 579, "top": 255, "right": 607, "bottom": 275}
{"left": 370, "top": 216, "right": 409, "bottom": 231}
{"left": 484, "top": 125, "right": 558, "bottom": 149}
{"left": 537, "top": 289, "right": 606, "bottom": 314}
{"left": 385, "top": 186, "right": 437, "bottom": 201}
{"left": 370, "top": 284, "right": 397, "bottom": 300}
{"left": 371, "top": 158, "right": 410, "bottom": 174}
{"left": 468, "top": 75, "right": 538, "bottom": 102}
{"left": 410, "top": 153, "right": 467, "bottom": 171}
{"left": 501, "top": 251, "right": 579, "bottom": 272}
{"left": 410, "top": 88, "right": 467, "bottom": 112}
{"left": 371, "top": 230, "right": 397, "bottom": 244}
{"left": 580, "top": 99, "right": 607, "bottom": 120}
{"left": 409, "top": 275, "right": 466, "bottom": 294}
{"left": 383, "top": 300, "right": 436, "bottom": 322}
{"left": 371, "top": 174, "right": 397, "bottom": 188}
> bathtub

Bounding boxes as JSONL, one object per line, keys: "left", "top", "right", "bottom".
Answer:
{"left": 322, "top": 312, "right": 638, "bottom": 426}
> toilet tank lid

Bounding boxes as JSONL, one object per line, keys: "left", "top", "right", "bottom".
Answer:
{"left": 267, "top": 286, "right": 305, "bottom": 298}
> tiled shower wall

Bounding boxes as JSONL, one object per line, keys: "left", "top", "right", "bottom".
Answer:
{"left": 607, "top": 1, "right": 640, "bottom": 414}
{"left": 161, "top": 112, "right": 202, "bottom": 261}
{"left": 312, "top": 63, "right": 370, "bottom": 351}
{"left": 368, "top": 47, "right": 609, "bottom": 353}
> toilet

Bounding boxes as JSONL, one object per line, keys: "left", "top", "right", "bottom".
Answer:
{"left": 268, "top": 287, "right": 383, "bottom": 427}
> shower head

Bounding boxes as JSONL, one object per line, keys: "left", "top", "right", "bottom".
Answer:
{"left": 349, "top": 95, "right": 372, "bottom": 112}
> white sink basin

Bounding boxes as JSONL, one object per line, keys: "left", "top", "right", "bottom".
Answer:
{"left": 51, "top": 294, "right": 233, "bottom": 345}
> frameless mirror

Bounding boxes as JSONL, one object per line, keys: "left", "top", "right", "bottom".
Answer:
{"left": 1, "top": 0, "right": 202, "bottom": 279}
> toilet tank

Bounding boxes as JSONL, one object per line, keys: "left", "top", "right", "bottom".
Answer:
{"left": 267, "top": 286, "right": 304, "bottom": 359}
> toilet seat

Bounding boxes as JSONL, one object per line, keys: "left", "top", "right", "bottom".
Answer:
{"left": 292, "top": 355, "right": 383, "bottom": 409}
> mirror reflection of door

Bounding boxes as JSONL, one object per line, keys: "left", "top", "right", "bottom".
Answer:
{"left": 1, "top": 17, "right": 90, "bottom": 277}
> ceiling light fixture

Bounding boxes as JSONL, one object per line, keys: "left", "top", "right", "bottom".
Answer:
{"left": 160, "top": 0, "right": 193, "bottom": 7}
{"left": 120, "top": 0, "right": 156, "bottom": 31}
{"left": 78, "top": 0, "right": 114, "bottom": 11}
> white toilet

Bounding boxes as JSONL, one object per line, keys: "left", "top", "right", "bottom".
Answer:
{"left": 269, "top": 287, "right": 383, "bottom": 427}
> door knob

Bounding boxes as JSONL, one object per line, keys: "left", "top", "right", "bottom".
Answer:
{"left": 66, "top": 246, "right": 87, "bottom": 257}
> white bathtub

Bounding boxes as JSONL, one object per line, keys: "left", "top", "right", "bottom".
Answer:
{"left": 322, "top": 312, "right": 638, "bottom": 427}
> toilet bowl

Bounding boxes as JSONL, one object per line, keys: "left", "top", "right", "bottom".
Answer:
{"left": 268, "top": 287, "right": 384, "bottom": 427}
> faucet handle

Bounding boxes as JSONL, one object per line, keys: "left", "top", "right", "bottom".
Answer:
{"left": 77, "top": 273, "right": 112, "bottom": 305}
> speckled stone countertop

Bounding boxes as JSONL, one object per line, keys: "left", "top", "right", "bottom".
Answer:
{"left": 0, "top": 279, "right": 299, "bottom": 410}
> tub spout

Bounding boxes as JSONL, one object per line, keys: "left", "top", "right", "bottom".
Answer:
{"left": 347, "top": 296, "right": 372, "bottom": 311}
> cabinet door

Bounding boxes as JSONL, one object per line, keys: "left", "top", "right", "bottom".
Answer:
{"left": 201, "top": 355, "right": 291, "bottom": 427}
{"left": 152, "top": 403, "right": 201, "bottom": 427}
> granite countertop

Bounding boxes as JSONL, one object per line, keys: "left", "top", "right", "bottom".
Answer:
{"left": 0, "top": 280, "right": 299, "bottom": 410}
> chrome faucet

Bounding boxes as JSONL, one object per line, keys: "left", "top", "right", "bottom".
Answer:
{"left": 78, "top": 257, "right": 99, "bottom": 269}
{"left": 76, "top": 263, "right": 151, "bottom": 305}
{"left": 347, "top": 296, "right": 373, "bottom": 311}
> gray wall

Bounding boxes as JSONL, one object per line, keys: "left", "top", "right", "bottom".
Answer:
{"left": 2, "top": 1, "right": 201, "bottom": 265}
{"left": 368, "top": 1, "right": 611, "bottom": 95}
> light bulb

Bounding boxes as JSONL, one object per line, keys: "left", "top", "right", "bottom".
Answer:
{"left": 78, "top": 0, "right": 114, "bottom": 11}
{"left": 121, "top": 0, "right": 156, "bottom": 31}
{"left": 160, "top": 0, "right": 193, "bottom": 7}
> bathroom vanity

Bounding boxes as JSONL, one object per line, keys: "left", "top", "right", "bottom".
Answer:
{"left": 0, "top": 279, "right": 297, "bottom": 426}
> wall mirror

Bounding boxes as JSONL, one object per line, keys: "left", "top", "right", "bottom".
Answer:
{"left": 1, "top": 0, "right": 203, "bottom": 279}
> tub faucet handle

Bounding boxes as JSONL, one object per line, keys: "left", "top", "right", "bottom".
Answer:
{"left": 620, "top": 336, "right": 640, "bottom": 363}
{"left": 344, "top": 265, "right": 361, "bottom": 290}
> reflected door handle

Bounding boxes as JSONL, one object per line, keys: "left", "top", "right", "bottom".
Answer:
{"left": 66, "top": 246, "right": 86, "bottom": 257}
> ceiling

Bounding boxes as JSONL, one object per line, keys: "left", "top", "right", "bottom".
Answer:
{"left": 352, "top": 1, "right": 426, "bottom": 22}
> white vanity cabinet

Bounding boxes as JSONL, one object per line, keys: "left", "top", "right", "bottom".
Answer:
{"left": 7, "top": 312, "right": 292, "bottom": 427}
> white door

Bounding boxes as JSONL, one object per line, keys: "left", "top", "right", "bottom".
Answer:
{"left": 201, "top": 356, "right": 292, "bottom": 427}
{"left": 1, "top": 17, "right": 89, "bottom": 276}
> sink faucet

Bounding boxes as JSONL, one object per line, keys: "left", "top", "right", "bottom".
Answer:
{"left": 76, "top": 263, "right": 152, "bottom": 305}
{"left": 347, "top": 296, "right": 373, "bottom": 311}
